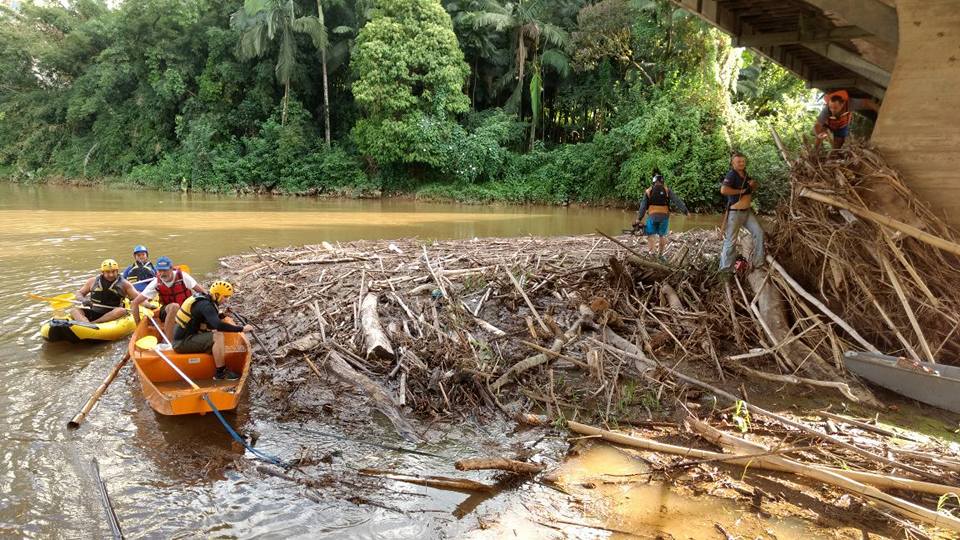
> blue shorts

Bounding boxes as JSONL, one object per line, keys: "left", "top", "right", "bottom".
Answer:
{"left": 830, "top": 125, "right": 849, "bottom": 138}
{"left": 645, "top": 215, "right": 669, "bottom": 236}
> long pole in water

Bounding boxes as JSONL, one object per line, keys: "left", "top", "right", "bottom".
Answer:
{"left": 67, "top": 353, "right": 131, "bottom": 429}
{"left": 91, "top": 458, "right": 124, "bottom": 539}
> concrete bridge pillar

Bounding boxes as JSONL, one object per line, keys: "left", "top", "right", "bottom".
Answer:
{"left": 872, "top": 0, "right": 960, "bottom": 226}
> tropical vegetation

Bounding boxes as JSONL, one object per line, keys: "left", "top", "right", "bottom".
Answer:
{"left": 0, "top": 0, "right": 814, "bottom": 210}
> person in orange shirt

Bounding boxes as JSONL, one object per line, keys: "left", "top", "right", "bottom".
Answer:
{"left": 814, "top": 90, "right": 880, "bottom": 149}
{"left": 633, "top": 171, "right": 689, "bottom": 260}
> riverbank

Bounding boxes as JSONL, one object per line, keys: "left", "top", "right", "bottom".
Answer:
{"left": 0, "top": 173, "right": 720, "bottom": 210}
{"left": 217, "top": 229, "right": 960, "bottom": 538}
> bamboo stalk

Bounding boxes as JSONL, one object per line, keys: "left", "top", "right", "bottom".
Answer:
{"left": 67, "top": 353, "right": 130, "bottom": 429}
{"left": 566, "top": 421, "right": 957, "bottom": 497}
{"left": 878, "top": 254, "right": 936, "bottom": 363}
{"left": 766, "top": 256, "right": 880, "bottom": 354}
{"left": 798, "top": 188, "right": 960, "bottom": 258}
{"left": 685, "top": 416, "right": 960, "bottom": 533}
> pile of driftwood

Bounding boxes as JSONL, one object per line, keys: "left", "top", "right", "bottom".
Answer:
{"left": 772, "top": 143, "right": 960, "bottom": 365}
{"left": 219, "top": 143, "right": 960, "bottom": 535}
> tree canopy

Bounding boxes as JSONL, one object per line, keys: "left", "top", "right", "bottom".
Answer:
{"left": 0, "top": 0, "right": 814, "bottom": 209}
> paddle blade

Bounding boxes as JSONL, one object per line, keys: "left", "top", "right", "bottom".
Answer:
{"left": 176, "top": 264, "right": 191, "bottom": 274}
{"left": 135, "top": 335, "right": 159, "bottom": 350}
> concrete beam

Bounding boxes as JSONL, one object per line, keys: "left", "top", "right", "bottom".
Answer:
{"left": 807, "top": 78, "right": 886, "bottom": 99}
{"left": 736, "top": 26, "right": 871, "bottom": 48}
{"left": 672, "top": 0, "right": 814, "bottom": 82}
{"left": 803, "top": 0, "right": 899, "bottom": 49}
{"left": 803, "top": 42, "right": 891, "bottom": 87}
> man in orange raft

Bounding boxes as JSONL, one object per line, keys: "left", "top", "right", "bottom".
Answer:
{"left": 814, "top": 90, "right": 880, "bottom": 149}
{"left": 131, "top": 256, "right": 205, "bottom": 340}
{"left": 172, "top": 280, "right": 253, "bottom": 380}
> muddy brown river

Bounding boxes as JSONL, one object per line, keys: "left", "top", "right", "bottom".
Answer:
{"left": 0, "top": 183, "right": 732, "bottom": 538}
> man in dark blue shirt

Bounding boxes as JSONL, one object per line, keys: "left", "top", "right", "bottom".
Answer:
{"left": 719, "top": 152, "right": 764, "bottom": 272}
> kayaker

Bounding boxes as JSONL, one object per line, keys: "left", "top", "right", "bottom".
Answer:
{"left": 172, "top": 280, "right": 253, "bottom": 380}
{"left": 719, "top": 152, "right": 764, "bottom": 274}
{"left": 131, "top": 256, "right": 205, "bottom": 339}
{"left": 632, "top": 170, "right": 689, "bottom": 260}
{"left": 814, "top": 90, "right": 880, "bottom": 149}
{"left": 70, "top": 259, "right": 140, "bottom": 323}
{"left": 122, "top": 245, "right": 156, "bottom": 292}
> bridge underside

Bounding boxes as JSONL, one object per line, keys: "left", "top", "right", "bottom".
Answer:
{"left": 673, "top": 0, "right": 960, "bottom": 227}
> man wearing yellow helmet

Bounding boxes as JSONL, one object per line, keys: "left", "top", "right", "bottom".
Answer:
{"left": 172, "top": 280, "right": 253, "bottom": 380}
{"left": 70, "top": 259, "right": 140, "bottom": 323}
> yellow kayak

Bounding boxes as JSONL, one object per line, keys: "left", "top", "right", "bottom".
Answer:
{"left": 39, "top": 297, "right": 152, "bottom": 343}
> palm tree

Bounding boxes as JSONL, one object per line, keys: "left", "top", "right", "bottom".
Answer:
{"left": 230, "top": 0, "right": 325, "bottom": 125}
{"left": 469, "top": 0, "right": 571, "bottom": 116}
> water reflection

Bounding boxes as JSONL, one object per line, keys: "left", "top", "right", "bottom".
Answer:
{"left": 0, "top": 183, "right": 719, "bottom": 537}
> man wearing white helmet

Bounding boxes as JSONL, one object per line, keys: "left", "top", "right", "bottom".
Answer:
{"left": 71, "top": 259, "right": 140, "bottom": 323}
{"left": 172, "top": 280, "right": 253, "bottom": 380}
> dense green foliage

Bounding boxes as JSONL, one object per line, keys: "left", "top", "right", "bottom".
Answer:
{"left": 0, "top": 0, "right": 814, "bottom": 210}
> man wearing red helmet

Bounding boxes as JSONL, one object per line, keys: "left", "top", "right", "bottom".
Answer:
{"left": 814, "top": 90, "right": 880, "bottom": 149}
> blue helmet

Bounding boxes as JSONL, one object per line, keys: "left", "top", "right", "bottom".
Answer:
{"left": 133, "top": 245, "right": 148, "bottom": 255}
{"left": 155, "top": 256, "right": 173, "bottom": 271}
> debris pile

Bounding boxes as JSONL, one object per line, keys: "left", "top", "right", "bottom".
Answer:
{"left": 772, "top": 143, "right": 960, "bottom": 364}
{"left": 219, "top": 142, "right": 960, "bottom": 536}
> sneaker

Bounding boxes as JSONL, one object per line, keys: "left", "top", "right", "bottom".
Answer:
{"left": 214, "top": 367, "right": 241, "bottom": 380}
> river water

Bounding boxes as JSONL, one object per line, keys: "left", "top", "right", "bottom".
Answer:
{"left": 0, "top": 183, "right": 724, "bottom": 538}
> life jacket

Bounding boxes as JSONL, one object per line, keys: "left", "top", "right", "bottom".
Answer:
{"left": 646, "top": 183, "right": 671, "bottom": 215}
{"left": 175, "top": 293, "right": 215, "bottom": 337}
{"left": 823, "top": 90, "right": 852, "bottom": 131}
{"left": 123, "top": 261, "right": 156, "bottom": 284}
{"left": 156, "top": 269, "right": 191, "bottom": 306}
{"left": 90, "top": 274, "right": 125, "bottom": 308}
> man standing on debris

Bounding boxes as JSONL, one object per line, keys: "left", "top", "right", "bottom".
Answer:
{"left": 814, "top": 90, "right": 880, "bottom": 149}
{"left": 633, "top": 170, "right": 689, "bottom": 260}
{"left": 719, "top": 152, "right": 764, "bottom": 273}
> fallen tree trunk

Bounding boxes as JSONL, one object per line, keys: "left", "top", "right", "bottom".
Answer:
{"left": 324, "top": 351, "right": 420, "bottom": 443}
{"left": 566, "top": 421, "right": 958, "bottom": 497}
{"left": 361, "top": 293, "right": 395, "bottom": 360}
{"left": 359, "top": 468, "right": 494, "bottom": 493}
{"left": 455, "top": 457, "right": 545, "bottom": 474}
{"left": 685, "top": 416, "right": 960, "bottom": 534}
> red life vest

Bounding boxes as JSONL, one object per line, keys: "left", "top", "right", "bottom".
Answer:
{"left": 824, "top": 90, "right": 852, "bottom": 131}
{"left": 157, "top": 269, "right": 191, "bottom": 306}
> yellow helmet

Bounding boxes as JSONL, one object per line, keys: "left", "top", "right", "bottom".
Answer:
{"left": 209, "top": 280, "right": 234, "bottom": 302}
{"left": 100, "top": 259, "right": 120, "bottom": 272}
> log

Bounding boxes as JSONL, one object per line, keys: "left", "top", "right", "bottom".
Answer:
{"left": 323, "top": 351, "right": 421, "bottom": 443}
{"left": 685, "top": 416, "right": 960, "bottom": 533}
{"left": 566, "top": 421, "right": 958, "bottom": 497}
{"left": 359, "top": 468, "right": 494, "bottom": 493}
{"left": 798, "top": 188, "right": 960, "bottom": 258}
{"left": 766, "top": 256, "right": 881, "bottom": 354}
{"left": 455, "top": 458, "right": 545, "bottom": 474}
{"left": 360, "top": 293, "right": 395, "bottom": 360}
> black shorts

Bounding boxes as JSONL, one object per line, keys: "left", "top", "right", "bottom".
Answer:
{"left": 82, "top": 307, "right": 113, "bottom": 321}
{"left": 159, "top": 308, "right": 169, "bottom": 322}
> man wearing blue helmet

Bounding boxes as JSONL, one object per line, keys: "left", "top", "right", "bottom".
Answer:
{"left": 122, "top": 245, "right": 156, "bottom": 292}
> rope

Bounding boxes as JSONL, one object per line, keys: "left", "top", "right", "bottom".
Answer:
{"left": 202, "top": 395, "right": 291, "bottom": 469}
